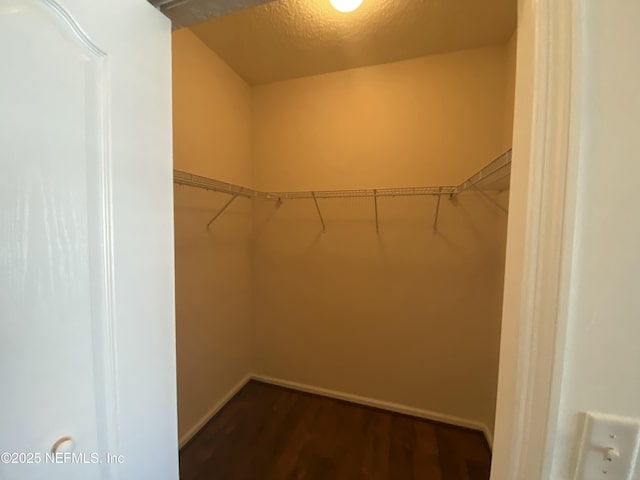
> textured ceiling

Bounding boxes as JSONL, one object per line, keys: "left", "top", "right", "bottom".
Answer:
{"left": 189, "top": 0, "right": 517, "bottom": 85}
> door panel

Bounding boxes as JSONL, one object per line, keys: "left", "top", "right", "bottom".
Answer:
{"left": 1, "top": 2, "right": 107, "bottom": 478}
{"left": 0, "top": 1, "right": 178, "bottom": 479}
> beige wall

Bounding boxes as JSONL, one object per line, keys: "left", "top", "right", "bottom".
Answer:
{"left": 172, "top": 29, "right": 253, "bottom": 444}
{"left": 251, "top": 45, "right": 513, "bottom": 436}
{"left": 173, "top": 30, "right": 252, "bottom": 184}
{"left": 252, "top": 46, "right": 512, "bottom": 191}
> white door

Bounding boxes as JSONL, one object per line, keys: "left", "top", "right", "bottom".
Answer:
{"left": 0, "top": 0, "right": 178, "bottom": 479}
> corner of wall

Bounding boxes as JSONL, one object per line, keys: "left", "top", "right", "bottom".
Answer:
{"left": 503, "top": 29, "right": 518, "bottom": 149}
{"left": 172, "top": 27, "right": 256, "bottom": 443}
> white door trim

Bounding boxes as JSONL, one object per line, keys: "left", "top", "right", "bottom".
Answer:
{"left": 491, "top": 0, "right": 584, "bottom": 478}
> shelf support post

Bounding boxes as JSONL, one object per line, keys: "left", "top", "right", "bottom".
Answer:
{"left": 311, "top": 192, "right": 326, "bottom": 233}
{"left": 206, "top": 194, "right": 238, "bottom": 230}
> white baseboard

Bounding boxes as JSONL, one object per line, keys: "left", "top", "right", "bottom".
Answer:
{"left": 480, "top": 424, "right": 494, "bottom": 450}
{"left": 178, "top": 372, "right": 494, "bottom": 451}
{"left": 178, "top": 374, "right": 252, "bottom": 448}
{"left": 251, "top": 373, "right": 493, "bottom": 450}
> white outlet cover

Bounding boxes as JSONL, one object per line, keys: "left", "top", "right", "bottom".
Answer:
{"left": 574, "top": 412, "right": 640, "bottom": 480}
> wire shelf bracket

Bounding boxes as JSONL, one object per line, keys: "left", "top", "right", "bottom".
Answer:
{"left": 311, "top": 192, "right": 326, "bottom": 233}
{"left": 206, "top": 194, "right": 238, "bottom": 230}
{"left": 472, "top": 183, "right": 509, "bottom": 214}
{"left": 433, "top": 187, "right": 443, "bottom": 233}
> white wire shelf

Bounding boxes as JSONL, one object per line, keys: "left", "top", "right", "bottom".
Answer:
{"left": 173, "top": 171, "right": 458, "bottom": 200}
{"left": 273, "top": 186, "right": 457, "bottom": 200}
{"left": 173, "top": 170, "right": 276, "bottom": 200}
{"left": 455, "top": 149, "right": 512, "bottom": 195}
{"left": 173, "top": 148, "right": 512, "bottom": 231}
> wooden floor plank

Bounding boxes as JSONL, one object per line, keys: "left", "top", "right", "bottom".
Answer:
{"left": 179, "top": 380, "right": 491, "bottom": 480}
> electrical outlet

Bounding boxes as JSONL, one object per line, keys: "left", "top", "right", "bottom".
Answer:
{"left": 574, "top": 412, "right": 640, "bottom": 480}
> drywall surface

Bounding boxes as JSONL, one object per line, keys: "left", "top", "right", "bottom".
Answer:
{"left": 172, "top": 29, "right": 253, "bottom": 443}
{"left": 252, "top": 194, "right": 509, "bottom": 434}
{"left": 503, "top": 32, "right": 517, "bottom": 148}
{"left": 251, "top": 46, "right": 513, "bottom": 191}
{"left": 173, "top": 29, "right": 252, "bottom": 185}
{"left": 251, "top": 45, "right": 514, "bottom": 434}
{"left": 551, "top": 2, "right": 640, "bottom": 477}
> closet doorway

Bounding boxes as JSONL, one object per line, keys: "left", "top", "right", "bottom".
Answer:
{"left": 168, "top": 1, "right": 516, "bottom": 478}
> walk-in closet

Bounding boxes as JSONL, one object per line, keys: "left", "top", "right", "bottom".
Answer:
{"left": 168, "top": 0, "right": 517, "bottom": 478}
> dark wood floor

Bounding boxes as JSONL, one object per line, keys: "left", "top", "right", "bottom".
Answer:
{"left": 180, "top": 381, "right": 491, "bottom": 480}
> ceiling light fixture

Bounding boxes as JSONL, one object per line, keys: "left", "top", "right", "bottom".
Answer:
{"left": 329, "top": 0, "right": 363, "bottom": 13}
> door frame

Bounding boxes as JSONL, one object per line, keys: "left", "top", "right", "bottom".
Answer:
{"left": 491, "top": 0, "right": 583, "bottom": 478}
{"left": 153, "top": 0, "right": 581, "bottom": 476}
